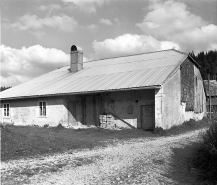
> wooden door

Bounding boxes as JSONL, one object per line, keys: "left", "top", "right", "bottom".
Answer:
{"left": 141, "top": 105, "right": 155, "bottom": 130}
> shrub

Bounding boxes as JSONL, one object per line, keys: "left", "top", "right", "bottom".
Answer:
{"left": 153, "top": 127, "right": 164, "bottom": 135}
{"left": 153, "top": 117, "right": 209, "bottom": 136}
{"left": 0, "top": 122, "right": 10, "bottom": 132}
{"left": 192, "top": 120, "right": 217, "bottom": 183}
{"left": 56, "top": 123, "right": 64, "bottom": 129}
{"left": 44, "top": 124, "right": 49, "bottom": 128}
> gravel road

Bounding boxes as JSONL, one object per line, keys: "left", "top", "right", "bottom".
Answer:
{"left": 1, "top": 129, "right": 205, "bottom": 185}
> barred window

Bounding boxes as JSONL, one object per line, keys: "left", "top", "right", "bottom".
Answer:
{"left": 3, "top": 103, "right": 10, "bottom": 117}
{"left": 39, "top": 102, "right": 46, "bottom": 116}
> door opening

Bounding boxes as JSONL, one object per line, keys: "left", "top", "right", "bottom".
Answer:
{"left": 141, "top": 104, "right": 155, "bottom": 130}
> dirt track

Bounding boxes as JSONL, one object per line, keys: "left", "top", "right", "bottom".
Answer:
{"left": 1, "top": 129, "right": 205, "bottom": 185}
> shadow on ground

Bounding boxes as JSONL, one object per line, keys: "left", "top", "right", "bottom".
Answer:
{"left": 163, "top": 141, "right": 208, "bottom": 185}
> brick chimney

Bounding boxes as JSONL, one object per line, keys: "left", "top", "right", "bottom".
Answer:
{"left": 70, "top": 45, "right": 83, "bottom": 72}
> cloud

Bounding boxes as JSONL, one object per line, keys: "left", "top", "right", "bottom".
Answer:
{"left": 28, "top": 30, "right": 46, "bottom": 38}
{"left": 92, "top": 34, "right": 180, "bottom": 59}
{"left": 39, "top": 4, "right": 62, "bottom": 15}
{"left": 136, "top": 0, "right": 217, "bottom": 53}
{"left": 0, "top": 45, "right": 88, "bottom": 87}
{"left": 10, "top": 14, "right": 78, "bottom": 32}
{"left": 39, "top": 4, "right": 62, "bottom": 11}
{"left": 100, "top": 18, "right": 113, "bottom": 26}
{"left": 87, "top": 24, "right": 98, "bottom": 32}
{"left": 62, "top": 0, "right": 109, "bottom": 13}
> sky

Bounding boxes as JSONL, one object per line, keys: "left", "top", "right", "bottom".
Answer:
{"left": 1, "top": 0, "right": 217, "bottom": 87}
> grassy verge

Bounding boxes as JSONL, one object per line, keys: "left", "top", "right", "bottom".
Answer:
{"left": 1, "top": 126, "right": 155, "bottom": 161}
{"left": 154, "top": 117, "right": 209, "bottom": 136}
{"left": 191, "top": 118, "right": 217, "bottom": 184}
{"left": 1, "top": 118, "right": 209, "bottom": 161}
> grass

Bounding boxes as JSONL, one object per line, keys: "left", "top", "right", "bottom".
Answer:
{"left": 191, "top": 115, "right": 217, "bottom": 183}
{"left": 1, "top": 118, "right": 209, "bottom": 162}
{"left": 154, "top": 117, "right": 209, "bottom": 136}
{"left": 1, "top": 125, "right": 155, "bottom": 161}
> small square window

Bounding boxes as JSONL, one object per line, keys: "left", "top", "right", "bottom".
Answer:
{"left": 3, "top": 103, "right": 10, "bottom": 117}
{"left": 39, "top": 101, "right": 46, "bottom": 116}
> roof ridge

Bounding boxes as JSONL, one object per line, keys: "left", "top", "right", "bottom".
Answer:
{"left": 83, "top": 55, "right": 180, "bottom": 68}
{"left": 85, "top": 49, "right": 181, "bottom": 63}
{"left": 170, "top": 48, "right": 188, "bottom": 55}
{"left": 73, "top": 65, "right": 177, "bottom": 79}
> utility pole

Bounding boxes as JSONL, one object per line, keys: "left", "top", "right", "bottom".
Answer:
{"left": 208, "top": 73, "right": 212, "bottom": 121}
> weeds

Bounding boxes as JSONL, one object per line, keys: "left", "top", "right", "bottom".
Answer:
{"left": 43, "top": 124, "right": 49, "bottom": 128}
{"left": 192, "top": 120, "right": 217, "bottom": 183}
{"left": 1, "top": 118, "right": 209, "bottom": 162}
{"left": 1, "top": 125, "right": 154, "bottom": 161}
{"left": 154, "top": 117, "right": 209, "bottom": 136}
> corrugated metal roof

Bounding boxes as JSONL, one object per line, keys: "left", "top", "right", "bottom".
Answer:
{"left": 0, "top": 49, "right": 188, "bottom": 100}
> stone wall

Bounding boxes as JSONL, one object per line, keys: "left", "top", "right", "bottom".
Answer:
{"left": 0, "top": 96, "right": 68, "bottom": 127}
{"left": 180, "top": 58, "right": 195, "bottom": 111}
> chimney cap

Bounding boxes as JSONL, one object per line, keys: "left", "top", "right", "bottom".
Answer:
{"left": 71, "top": 45, "right": 77, "bottom": 52}
{"left": 71, "top": 45, "right": 83, "bottom": 53}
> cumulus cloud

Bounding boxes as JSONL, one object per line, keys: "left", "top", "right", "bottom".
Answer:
{"left": 136, "top": 0, "right": 217, "bottom": 53}
{"left": 0, "top": 45, "right": 69, "bottom": 86}
{"left": 0, "top": 45, "right": 88, "bottom": 87}
{"left": 10, "top": 14, "right": 78, "bottom": 32}
{"left": 39, "top": 4, "right": 61, "bottom": 11}
{"left": 62, "top": 0, "right": 109, "bottom": 13}
{"left": 87, "top": 24, "right": 98, "bottom": 32}
{"left": 92, "top": 34, "right": 180, "bottom": 58}
{"left": 92, "top": 0, "right": 217, "bottom": 58}
{"left": 39, "top": 4, "right": 62, "bottom": 15}
{"left": 100, "top": 18, "right": 113, "bottom": 26}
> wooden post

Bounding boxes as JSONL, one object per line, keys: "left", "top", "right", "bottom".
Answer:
{"left": 208, "top": 73, "right": 211, "bottom": 121}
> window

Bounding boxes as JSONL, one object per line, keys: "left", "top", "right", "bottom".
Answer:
{"left": 39, "top": 101, "right": 46, "bottom": 116}
{"left": 3, "top": 103, "right": 10, "bottom": 117}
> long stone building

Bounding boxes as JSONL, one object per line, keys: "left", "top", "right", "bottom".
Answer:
{"left": 0, "top": 46, "right": 206, "bottom": 130}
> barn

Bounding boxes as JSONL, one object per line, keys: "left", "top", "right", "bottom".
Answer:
{"left": 0, "top": 45, "right": 206, "bottom": 130}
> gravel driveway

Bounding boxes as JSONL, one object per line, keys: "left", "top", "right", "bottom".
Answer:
{"left": 1, "top": 129, "right": 204, "bottom": 185}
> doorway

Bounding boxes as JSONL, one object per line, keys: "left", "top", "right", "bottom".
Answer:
{"left": 141, "top": 104, "right": 155, "bottom": 130}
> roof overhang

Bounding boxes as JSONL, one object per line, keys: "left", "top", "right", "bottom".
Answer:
{"left": 0, "top": 85, "right": 161, "bottom": 101}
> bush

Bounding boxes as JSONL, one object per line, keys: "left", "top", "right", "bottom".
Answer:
{"left": 153, "top": 117, "right": 209, "bottom": 136}
{"left": 153, "top": 127, "right": 164, "bottom": 135}
{"left": 56, "top": 123, "right": 64, "bottom": 129}
{"left": 192, "top": 120, "right": 217, "bottom": 183}
{"left": 43, "top": 124, "right": 49, "bottom": 128}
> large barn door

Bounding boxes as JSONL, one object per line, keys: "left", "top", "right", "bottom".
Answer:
{"left": 141, "top": 105, "right": 155, "bottom": 130}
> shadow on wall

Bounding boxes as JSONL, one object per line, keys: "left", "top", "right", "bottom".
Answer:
{"left": 7, "top": 97, "right": 63, "bottom": 108}
{"left": 66, "top": 90, "right": 155, "bottom": 129}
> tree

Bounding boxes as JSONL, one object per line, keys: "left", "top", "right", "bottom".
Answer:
{"left": 189, "top": 50, "right": 217, "bottom": 80}
{"left": 0, "top": 86, "right": 12, "bottom": 91}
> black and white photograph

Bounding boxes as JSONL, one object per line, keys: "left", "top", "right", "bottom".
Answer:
{"left": 1, "top": 0, "right": 217, "bottom": 184}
